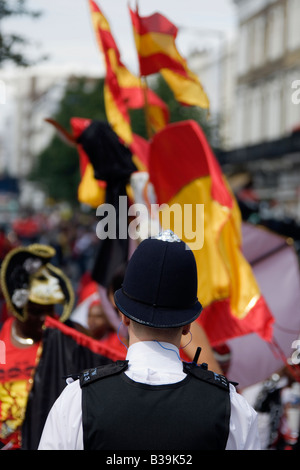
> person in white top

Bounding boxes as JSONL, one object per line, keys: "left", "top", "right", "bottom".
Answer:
{"left": 38, "top": 231, "right": 261, "bottom": 451}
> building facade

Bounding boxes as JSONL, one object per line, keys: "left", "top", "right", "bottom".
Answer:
{"left": 0, "top": 68, "right": 69, "bottom": 178}
{"left": 233, "top": 0, "right": 300, "bottom": 148}
{"left": 189, "top": 0, "right": 300, "bottom": 229}
{"left": 0, "top": 66, "right": 101, "bottom": 179}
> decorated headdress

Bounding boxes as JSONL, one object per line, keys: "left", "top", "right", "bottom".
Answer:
{"left": 1, "top": 244, "right": 74, "bottom": 322}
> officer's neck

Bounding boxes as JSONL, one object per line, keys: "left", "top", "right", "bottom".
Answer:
{"left": 127, "top": 326, "right": 182, "bottom": 349}
{"left": 122, "top": 315, "right": 190, "bottom": 349}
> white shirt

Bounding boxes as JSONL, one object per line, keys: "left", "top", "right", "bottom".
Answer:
{"left": 38, "top": 341, "right": 261, "bottom": 450}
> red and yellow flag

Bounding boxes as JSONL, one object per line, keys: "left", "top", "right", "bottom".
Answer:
{"left": 149, "top": 120, "right": 274, "bottom": 346}
{"left": 129, "top": 8, "right": 210, "bottom": 110}
{"left": 70, "top": 117, "right": 150, "bottom": 207}
{"left": 44, "top": 117, "right": 106, "bottom": 208}
{"left": 88, "top": 0, "right": 169, "bottom": 141}
{"left": 70, "top": 117, "right": 106, "bottom": 208}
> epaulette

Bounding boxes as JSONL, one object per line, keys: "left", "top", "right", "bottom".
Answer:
{"left": 183, "top": 361, "right": 231, "bottom": 391}
{"left": 79, "top": 360, "right": 129, "bottom": 388}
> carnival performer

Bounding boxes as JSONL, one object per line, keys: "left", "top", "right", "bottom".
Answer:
{"left": 1, "top": 243, "right": 128, "bottom": 450}
{"left": 38, "top": 231, "right": 260, "bottom": 450}
{"left": 0, "top": 244, "right": 74, "bottom": 449}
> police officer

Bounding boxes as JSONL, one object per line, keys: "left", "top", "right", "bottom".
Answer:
{"left": 38, "top": 231, "right": 260, "bottom": 450}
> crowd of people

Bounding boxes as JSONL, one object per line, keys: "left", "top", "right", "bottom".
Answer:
{"left": 0, "top": 208, "right": 299, "bottom": 451}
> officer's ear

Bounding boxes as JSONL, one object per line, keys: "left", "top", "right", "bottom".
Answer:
{"left": 121, "top": 313, "right": 130, "bottom": 327}
{"left": 182, "top": 323, "right": 191, "bottom": 336}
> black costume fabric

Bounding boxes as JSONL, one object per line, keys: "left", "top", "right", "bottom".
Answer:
{"left": 77, "top": 121, "right": 137, "bottom": 288}
{"left": 77, "top": 121, "right": 136, "bottom": 183}
{"left": 21, "top": 320, "right": 116, "bottom": 450}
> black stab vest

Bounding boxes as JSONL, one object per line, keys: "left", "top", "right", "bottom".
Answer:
{"left": 80, "top": 360, "right": 231, "bottom": 451}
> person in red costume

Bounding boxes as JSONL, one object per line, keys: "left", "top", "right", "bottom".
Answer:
{"left": 0, "top": 244, "right": 74, "bottom": 450}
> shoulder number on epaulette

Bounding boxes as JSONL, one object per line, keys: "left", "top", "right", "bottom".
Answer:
{"left": 183, "top": 362, "right": 230, "bottom": 391}
{"left": 80, "top": 360, "right": 128, "bottom": 388}
{"left": 212, "top": 372, "right": 230, "bottom": 389}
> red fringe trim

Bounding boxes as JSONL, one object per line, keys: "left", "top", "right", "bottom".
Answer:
{"left": 44, "top": 316, "right": 126, "bottom": 362}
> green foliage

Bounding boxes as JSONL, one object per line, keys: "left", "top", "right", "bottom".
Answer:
{"left": 130, "top": 74, "right": 213, "bottom": 141}
{"left": 153, "top": 74, "right": 212, "bottom": 137}
{"left": 0, "top": 0, "right": 44, "bottom": 66}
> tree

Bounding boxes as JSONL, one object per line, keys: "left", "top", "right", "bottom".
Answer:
{"left": 0, "top": 0, "right": 44, "bottom": 66}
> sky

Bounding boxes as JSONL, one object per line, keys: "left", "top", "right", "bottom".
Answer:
{"left": 2, "top": 0, "right": 237, "bottom": 76}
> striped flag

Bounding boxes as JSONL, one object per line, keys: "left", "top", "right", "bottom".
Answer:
{"left": 129, "top": 7, "right": 210, "bottom": 110}
{"left": 88, "top": 0, "right": 169, "bottom": 138}
{"left": 149, "top": 120, "right": 274, "bottom": 346}
{"left": 45, "top": 117, "right": 148, "bottom": 208}
{"left": 70, "top": 117, "right": 106, "bottom": 208}
{"left": 44, "top": 117, "right": 106, "bottom": 208}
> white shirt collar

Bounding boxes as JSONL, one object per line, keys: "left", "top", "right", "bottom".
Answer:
{"left": 125, "top": 341, "right": 186, "bottom": 385}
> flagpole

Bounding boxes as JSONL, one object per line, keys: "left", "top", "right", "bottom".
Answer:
{"left": 135, "top": 0, "right": 153, "bottom": 139}
{"left": 141, "top": 76, "right": 153, "bottom": 139}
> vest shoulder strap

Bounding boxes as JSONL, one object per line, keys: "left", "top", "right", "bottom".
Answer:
{"left": 183, "top": 362, "right": 231, "bottom": 391}
{"left": 79, "top": 360, "right": 129, "bottom": 388}
{"left": 78, "top": 360, "right": 235, "bottom": 390}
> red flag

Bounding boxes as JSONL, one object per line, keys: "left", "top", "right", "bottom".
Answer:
{"left": 88, "top": 0, "right": 169, "bottom": 138}
{"left": 129, "top": 8, "right": 209, "bottom": 109}
{"left": 149, "top": 120, "right": 274, "bottom": 346}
